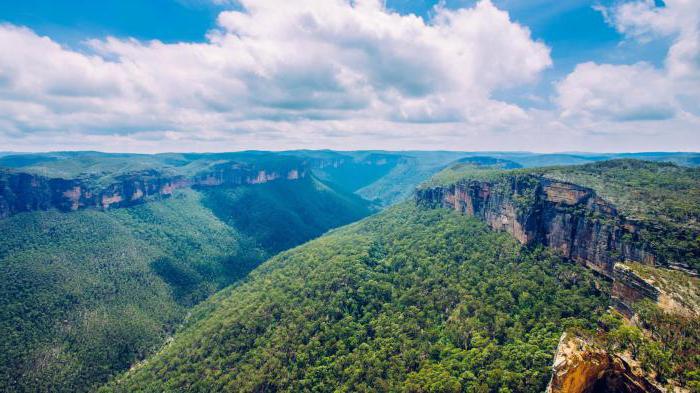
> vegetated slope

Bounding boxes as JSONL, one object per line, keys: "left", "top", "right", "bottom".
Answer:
{"left": 353, "top": 152, "right": 472, "bottom": 206}
{"left": 3, "top": 150, "right": 698, "bottom": 209}
{"left": 452, "top": 156, "right": 522, "bottom": 169}
{"left": 0, "top": 151, "right": 310, "bottom": 188}
{"left": 605, "top": 152, "right": 700, "bottom": 167}
{"left": 331, "top": 151, "right": 700, "bottom": 207}
{"left": 0, "top": 177, "right": 371, "bottom": 392}
{"left": 102, "top": 203, "right": 606, "bottom": 393}
{"left": 293, "top": 151, "right": 403, "bottom": 194}
{"left": 284, "top": 150, "right": 466, "bottom": 206}
{"left": 541, "top": 159, "right": 700, "bottom": 226}
{"left": 417, "top": 159, "right": 700, "bottom": 389}
{"left": 0, "top": 151, "right": 177, "bottom": 180}
{"left": 477, "top": 152, "right": 700, "bottom": 168}
{"left": 200, "top": 175, "right": 374, "bottom": 253}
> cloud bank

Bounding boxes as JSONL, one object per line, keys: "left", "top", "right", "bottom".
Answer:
{"left": 0, "top": 0, "right": 698, "bottom": 152}
{"left": 557, "top": 0, "right": 700, "bottom": 122}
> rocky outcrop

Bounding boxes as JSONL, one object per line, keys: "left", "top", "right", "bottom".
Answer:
{"left": 416, "top": 175, "right": 656, "bottom": 279}
{"left": 414, "top": 175, "right": 686, "bottom": 316}
{"left": 612, "top": 263, "right": 699, "bottom": 318}
{"left": 611, "top": 264, "right": 661, "bottom": 317}
{"left": 0, "top": 162, "right": 308, "bottom": 219}
{"left": 547, "top": 334, "right": 662, "bottom": 393}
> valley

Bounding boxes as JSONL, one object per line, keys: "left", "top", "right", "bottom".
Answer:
{"left": 0, "top": 152, "right": 372, "bottom": 391}
{"left": 4, "top": 1, "right": 699, "bottom": 391}
{"left": 0, "top": 151, "right": 698, "bottom": 392}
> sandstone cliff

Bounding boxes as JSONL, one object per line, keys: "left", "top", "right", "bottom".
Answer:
{"left": 546, "top": 334, "right": 662, "bottom": 393}
{"left": 611, "top": 264, "right": 661, "bottom": 317}
{"left": 415, "top": 174, "right": 696, "bottom": 315}
{"left": 0, "top": 161, "right": 308, "bottom": 219}
{"left": 416, "top": 175, "right": 658, "bottom": 278}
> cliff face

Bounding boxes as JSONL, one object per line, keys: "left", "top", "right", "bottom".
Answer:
{"left": 415, "top": 175, "right": 683, "bottom": 316}
{"left": 546, "top": 334, "right": 661, "bottom": 393}
{"left": 0, "top": 162, "right": 308, "bottom": 219}
{"left": 416, "top": 176, "right": 656, "bottom": 279}
{"left": 611, "top": 264, "right": 661, "bottom": 317}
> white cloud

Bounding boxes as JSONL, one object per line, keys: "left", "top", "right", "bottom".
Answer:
{"left": 557, "top": 0, "right": 700, "bottom": 122}
{"left": 0, "top": 0, "right": 698, "bottom": 153}
{"left": 0, "top": 0, "right": 552, "bottom": 148}
{"left": 556, "top": 62, "right": 675, "bottom": 121}
{"left": 598, "top": 0, "right": 698, "bottom": 40}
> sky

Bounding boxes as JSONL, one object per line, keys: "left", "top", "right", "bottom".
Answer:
{"left": 0, "top": 0, "right": 698, "bottom": 153}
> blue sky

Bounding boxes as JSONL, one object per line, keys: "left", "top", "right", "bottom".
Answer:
{"left": 0, "top": 0, "right": 659, "bottom": 67}
{"left": 0, "top": 0, "right": 226, "bottom": 43}
{"left": 0, "top": 1, "right": 666, "bottom": 61}
{"left": 0, "top": 0, "right": 697, "bottom": 152}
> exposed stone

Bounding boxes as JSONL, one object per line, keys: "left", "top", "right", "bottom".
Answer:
{"left": 415, "top": 175, "right": 694, "bottom": 316}
{"left": 416, "top": 176, "right": 655, "bottom": 279}
{"left": 611, "top": 264, "right": 661, "bottom": 317}
{"left": 547, "top": 333, "right": 662, "bottom": 393}
{"left": 416, "top": 173, "right": 696, "bottom": 392}
{"left": 0, "top": 161, "right": 309, "bottom": 219}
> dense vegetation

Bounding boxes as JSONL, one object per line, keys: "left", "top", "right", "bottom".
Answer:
{"left": 0, "top": 177, "right": 370, "bottom": 392}
{"left": 200, "top": 176, "right": 373, "bottom": 253}
{"left": 103, "top": 204, "right": 607, "bottom": 392}
{"left": 597, "top": 264, "right": 700, "bottom": 389}
{"left": 351, "top": 152, "right": 480, "bottom": 206}
{"left": 288, "top": 150, "right": 472, "bottom": 206}
{"left": 2, "top": 152, "right": 699, "bottom": 392}
{"left": 542, "top": 160, "right": 700, "bottom": 225}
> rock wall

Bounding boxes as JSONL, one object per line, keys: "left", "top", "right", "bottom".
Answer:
{"left": 0, "top": 162, "right": 308, "bottom": 219}
{"left": 416, "top": 175, "right": 655, "bottom": 279}
{"left": 546, "top": 334, "right": 661, "bottom": 393}
{"left": 611, "top": 264, "right": 661, "bottom": 317}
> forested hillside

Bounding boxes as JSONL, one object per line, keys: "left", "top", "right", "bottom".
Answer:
{"left": 102, "top": 203, "right": 607, "bottom": 392}
{"left": 417, "top": 159, "right": 700, "bottom": 390}
{"left": 0, "top": 173, "right": 370, "bottom": 392}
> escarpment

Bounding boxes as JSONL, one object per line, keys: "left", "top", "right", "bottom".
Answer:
{"left": 0, "top": 161, "right": 308, "bottom": 219}
{"left": 415, "top": 173, "right": 696, "bottom": 315}
{"left": 416, "top": 175, "right": 658, "bottom": 278}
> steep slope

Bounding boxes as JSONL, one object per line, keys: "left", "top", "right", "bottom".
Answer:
{"left": 0, "top": 154, "right": 309, "bottom": 219}
{"left": 286, "top": 150, "right": 471, "bottom": 206}
{"left": 290, "top": 151, "right": 404, "bottom": 194}
{"left": 0, "top": 165, "right": 371, "bottom": 392}
{"left": 416, "top": 159, "right": 700, "bottom": 390}
{"left": 296, "top": 151, "right": 700, "bottom": 207}
{"left": 418, "top": 159, "right": 700, "bottom": 274}
{"left": 102, "top": 203, "right": 607, "bottom": 393}
{"left": 200, "top": 175, "right": 374, "bottom": 253}
{"left": 353, "top": 152, "right": 476, "bottom": 206}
